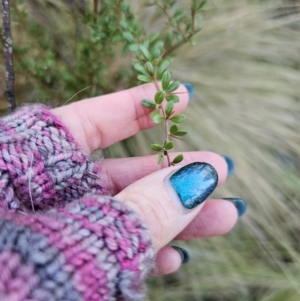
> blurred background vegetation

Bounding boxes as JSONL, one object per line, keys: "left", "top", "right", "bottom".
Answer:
{"left": 1, "top": 0, "right": 300, "bottom": 300}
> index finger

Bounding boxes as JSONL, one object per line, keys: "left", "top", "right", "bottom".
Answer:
{"left": 52, "top": 83, "right": 190, "bottom": 154}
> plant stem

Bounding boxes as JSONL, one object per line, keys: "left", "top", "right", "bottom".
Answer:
{"left": 163, "top": 114, "right": 171, "bottom": 166}
{"left": 152, "top": 78, "right": 171, "bottom": 166}
{"left": 156, "top": 3, "right": 186, "bottom": 41}
{"left": 192, "top": 9, "right": 196, "bottom": 32}
{"left": 2, "top": 0, "right": 16, "bottom": 112}
{"left": 155, "top": 2, "right": 201, "bottom": 58}
{"left": 163, "top": 29, "right": 201, "bottom": 58}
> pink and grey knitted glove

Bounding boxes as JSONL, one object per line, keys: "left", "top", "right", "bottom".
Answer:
{"left": 0, "top": 105, "right": 106, "bottom": 211}
{"left": 0, "top": 106, "right": 154, "bottom": 300}
{"left": 0, "top": 195, "right": 154, "bottom": 301}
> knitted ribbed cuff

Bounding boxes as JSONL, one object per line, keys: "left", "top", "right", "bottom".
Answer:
{"left": 0, "top": 195, "right": 154, "bottom": 301}
{"left": 0, "top": 105, "right": 106, "bottom": 211}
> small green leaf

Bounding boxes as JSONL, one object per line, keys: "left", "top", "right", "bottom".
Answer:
{"left": 157, "top": 153, "right": 164, "bottom": 165}
{"left": 155, "top": 91, "right": 165, "bottom": 104}
{"left": 166, "top": 32, "right": 173, "bottom": 45}
{"left": 173, "top": 9, "right": 183, "bottom": 20}
{"left": 150, "top": 110, "right": 159, "bottom": 118}
{"left": 149, "top": 32, "right": 160, "bottom": 42}
{"left": 137, "top": 74, "right": 152, "bottom": 83}
{"left": 157, "top": 61, "right": 170, "bottom": 78}
{"left": 165, "top": 141, "right": 174, "bottom": 150}
{"left": 151, "top": 110, "right": 164, "bottom": 124}
{"left": 166, "top": 0, "right": 175, "bottom": 8}
{"left": 153, "top": 41, "right": 164, "bottom": 52}
{"left": 175, "top": 32, "right": 184, "bottom": 43}
{"left": 129, "top": 44, "right": 139, "bottom": 52}
{"left": 172, "top": 154, "right": 184, "bottom": 164}
{"left": 174, "top": 131, "right": 187, "bottom": 136}
{"left": 137, "top": 53, "right": 145, "bottom": 61}
{"left": 122, "top": 32, "right": 134, "bottom": 43}
{"left": 143, "top": 40, "right": 150, "bottom": 49}
{"left": 133, "top": 63, "right": 148, "bottom": 75}
{"left": 170, "top": 114, "right": 186, "bottom": 123}
{"left": 145, "top": 62, "right": 154, "bottom": 74}
{"left": 198, "top": 0, "right": 207, "bottom": 10}
{"left": 170, "top": 124, "right": 178, "bottom": 135}
{"left": 152, "top": 115, "right": 164, "bottom": 124}
{"left": 166, "top": 94, "right": 180, "bottom": 103}
{"left": 151, "top": 144, "right": 163, "bottom": 151}
{"left": 151, "top": 49, "right": 161, "bottom": 60}
{"left": 139, "top": 45, "right": 151, "bottom": 60}
{"left": 166, "top": 81, "right": 180, "bottom": 93}
{"left": 120, "top": 19, "right": 127, "bottom": 29}
{"left": 162, "top": 71, "right": 171, "bottom": 91}
{"left": 141, "top": 99, "right": 156, "bottom": 109}
{"left": 165, "top": 101, "right": 174, "bottom": 117}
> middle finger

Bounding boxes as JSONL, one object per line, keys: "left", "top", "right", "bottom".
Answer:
{"left": 101, "top": 151, "right": 230, "bottom": 195}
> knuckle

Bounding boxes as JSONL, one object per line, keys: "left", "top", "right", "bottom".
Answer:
{"left": 72, "top": 101, "right": 102, "bottom": 152}
{"left": 122, "top": 190, "right": 171, "bottom": 247}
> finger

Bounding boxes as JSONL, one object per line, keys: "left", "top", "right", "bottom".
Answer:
{"left": 102, "top": 152, "right": 230, "bottom": 194}
{"left": 52, "top": 83, "right": 190, "bottom": 154}
{"left": 175, "top": 198, "right": 246, "bottom": 240}
{"left": 153, "top": 246, "right": 185, "bottom": 276}
{"left": 116, "top": 162, "right": 220, "bottom": 251}
{"left": 154, "top": 199, "right": 246, "bottom": 275}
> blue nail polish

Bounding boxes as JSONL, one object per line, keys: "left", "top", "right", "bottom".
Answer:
{"left": 222, "top": 155, "right": 235, "bottom": 177}
{"left": 182, "top": 83, "right": 195, "bottom": 101}
{"left": 171, "top": 246, "right": 190, "bottom": 264}
{"left": 169, "top": 162, "right": 218, "bottom": 209}
{"left": 223, "top": 198, "right": 247, "bottom": 217}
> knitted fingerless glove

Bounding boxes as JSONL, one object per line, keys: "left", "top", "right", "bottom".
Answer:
{"left": 0, "top": 106, "right": 155, "bottom": 300}
{"left": 0, "top": 105, "right": 106, "bottom": 211}
{"left": 0, "top": 195, "right": 154, "bottom": 301}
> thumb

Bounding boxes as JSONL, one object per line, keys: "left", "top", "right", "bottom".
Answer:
{"left": 115, "top": 162, "right": 219, "bottom": 251}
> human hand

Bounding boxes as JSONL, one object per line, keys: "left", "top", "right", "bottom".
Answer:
{"left": 52, "top": 83, "right": 246, "bottom": 275}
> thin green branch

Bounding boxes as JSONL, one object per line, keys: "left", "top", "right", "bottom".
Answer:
{"left": 163, "top": 29, "right": 201, "bottom": 58}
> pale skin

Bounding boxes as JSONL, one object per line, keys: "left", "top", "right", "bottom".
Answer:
{"left": 52, "top": 83, "right": 238, "bottom": 275}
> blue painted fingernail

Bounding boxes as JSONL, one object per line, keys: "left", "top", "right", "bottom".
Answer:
{"left": 169, "top": 162, "right": 218, "bottom": 209}
{"left": 182, "top": 83, "right": 195, "bottom": 101}
{"left": 171, "top": 246, "right": 190, "bottom": 264}
{"left": 222, "top": 155, "right": 235, "bottom": 177}
{"left": 223, "top": 198, "right": 247, "bottom": 217}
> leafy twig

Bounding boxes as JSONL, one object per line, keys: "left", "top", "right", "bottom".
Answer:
{"left": 131, "top": 42, "right": 186, "bottom": 166}
{"left": 118, "top": 0, "right": 207, "bottom": 166}
{"left": 156, "top": 2, "right": 186, "bottom": 41}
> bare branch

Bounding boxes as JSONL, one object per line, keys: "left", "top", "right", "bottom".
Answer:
{"left": 2, "top": 0, "right": 16, "bottom": 112}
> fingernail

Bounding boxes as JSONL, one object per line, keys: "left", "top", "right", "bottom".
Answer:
{"left": 171, "top": 246, "right": 190, "bottom": 264}
{"left": 222, "top": 155, "right": 235, "bottom": 177}
{"left": 182, "top": 83, "right": 195, "bottom": 101}
{"left": 169, "top": 162, "right": 218, "bottom": 209}
{"left": 223, "top": 198, "right": 247, "bottom": 217}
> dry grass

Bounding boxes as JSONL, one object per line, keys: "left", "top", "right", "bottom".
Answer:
{"left": 141, "top": 1, "right": 300, "bottom": 300}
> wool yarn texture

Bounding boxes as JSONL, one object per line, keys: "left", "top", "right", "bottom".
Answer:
{"left": 0, "top": 106, "right": 154, "bottom": 301}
